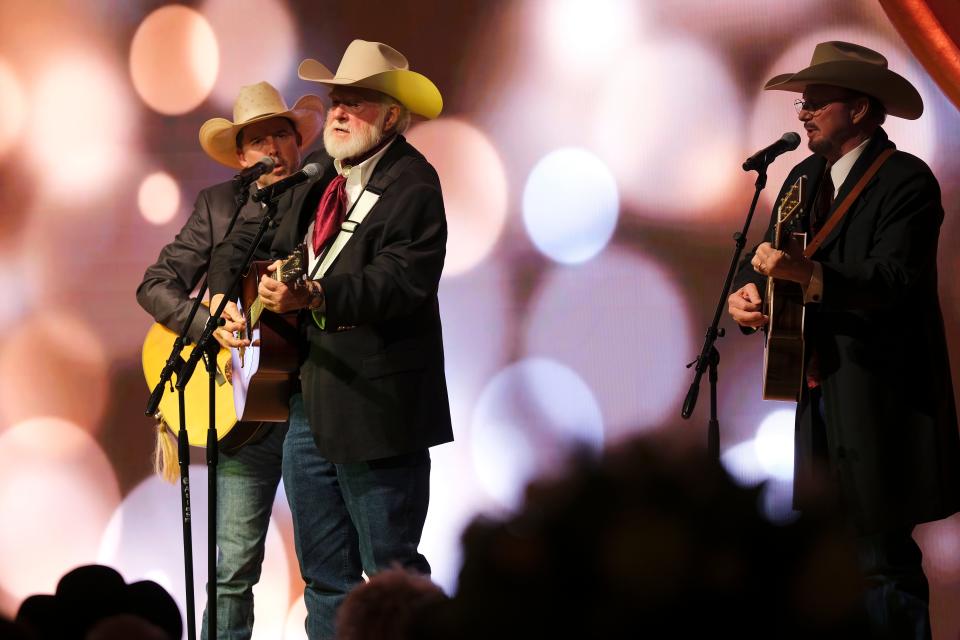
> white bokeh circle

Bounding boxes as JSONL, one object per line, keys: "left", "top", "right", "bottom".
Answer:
{"left": 523, "top": 246, "right": 694, "bottom": 438}
{"left": 522, "top": 147, "right": 619, "bottom": 264}
{"left": 98, "top": 467, "right": 290, "bottom": 638}
{"left": 470, "top": 357, "right": 604, "bottom": 508}
{"left": 30, "top": 52, "right": 135, "bottom": 202}
{"left": 753, "top": 408, "right": 795, "bottom": 482}
{"left": 202, "top": 0, "right": 298, "bottom": 108}
{"left": 534, "top": 0, "right": 645, "bottom": 76}
{"left": 591, "top": 37, "right": 744, "bottom": 217}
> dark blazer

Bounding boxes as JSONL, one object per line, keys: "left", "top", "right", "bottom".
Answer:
{"left": 209, "top": 136, "right": 454, "bottom": 463}
{"left": 137, "top": 180, "right": 266, "bottom": 340}
{"left": 735, "top": 127, "right": 960, "bottom": 534}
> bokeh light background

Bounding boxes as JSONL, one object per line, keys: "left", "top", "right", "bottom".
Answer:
{"left": 2, "top": 1, "right": 960, "bottom": 637}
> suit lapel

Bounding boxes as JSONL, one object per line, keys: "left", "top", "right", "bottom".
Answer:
{"left": 812, "top": 128, "right": 894, "bottom": 256}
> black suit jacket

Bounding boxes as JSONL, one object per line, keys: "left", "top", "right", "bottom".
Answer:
{"left": 735, "top": 127, "right": 960, "bottom": 534}
{"left": 209, "top": 137, "right": 454, "bottom": 463}
{"left": 137, "top": 180, "right": 265, "bottom": 340}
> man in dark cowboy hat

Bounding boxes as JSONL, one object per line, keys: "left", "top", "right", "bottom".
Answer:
{"left": 728, "top": 41, "right": 960, "bottom": 638}
{"left": 207, "top": 40, "right": 453, "bottom": 639}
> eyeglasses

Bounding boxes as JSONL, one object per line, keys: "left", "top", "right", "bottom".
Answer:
{"left": 330, "top": 97, "right": 379, "bottom": 115}
{"left": 793, "top": 97, "right": 846, "bottom": 115}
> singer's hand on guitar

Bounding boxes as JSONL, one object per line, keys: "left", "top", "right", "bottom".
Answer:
{"left": 727, "top": 283, "right": 768, "bottom": 328}
{"left": 210, "top": 293, "right": 249, "bottom": 349}
{"left": 752, "top": 242, "right": 814, "bottom": 287}
{"left": 259, "top": 260, "right": 312, "bottom": 313}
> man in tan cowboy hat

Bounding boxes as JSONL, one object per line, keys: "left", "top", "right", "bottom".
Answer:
{"left": 207, "top": 40, "right": 453, "bottom": 639}
{"left": 137, "top": 80, "right": 323, "bottom": 640}
{"left": 727, "top": 41, "right": 960, "bottom": 638}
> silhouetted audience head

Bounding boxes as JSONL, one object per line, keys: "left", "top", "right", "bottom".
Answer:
{"left": 448, "top": 432, "right": 869, "bottom": 639}
{"left": 0, "top": 615, "right": 35, "bottom": 640}
{"left": 336, "top": 567, "right": 449, "bottom": 640}
{"left": 85, "top": 614, "right": 168, "bottom": 640}
{"left": 15, "top": 565, "right": 181, "bottom": 640}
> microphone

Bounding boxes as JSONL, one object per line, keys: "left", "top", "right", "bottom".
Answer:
{"left": 742, "top": 132, "right": 801, "bottom": 172}
{"left": 252, "top": 162, "right": 322, "bottom": 203}
{"left": 233, "top": 156, "right": 276, "bottom": 186}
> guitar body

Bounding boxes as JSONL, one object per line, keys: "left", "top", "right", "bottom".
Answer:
{"left": 761, "top": 175, "right": 807, "bottom": 402}
{"left": 762, "top": 232, "right": 807, "bottom": 401}
{"left": 142, "top": 322, "right": 267, "bottom": 450}
{"left": 232, "top": 259, "right": 302, "bottom": 422}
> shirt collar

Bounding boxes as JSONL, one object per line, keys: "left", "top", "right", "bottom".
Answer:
{"left": 830, "top": 136, "right": 871, "bottom": 197}
{"left": 333, "top": 136, "right": 397, "bottom": 190}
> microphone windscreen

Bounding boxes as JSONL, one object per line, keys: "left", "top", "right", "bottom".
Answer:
{"left": 258, "top": 156, "right": 276, "bottom": 171}
{"left": 302, "top": 162, "right": 322, "bottom": 178}
{"left": 781, "top": 131, "right": 801, "bottom": 149}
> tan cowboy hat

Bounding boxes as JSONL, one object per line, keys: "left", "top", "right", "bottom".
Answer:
{"left": 764, "top": 41, "right": 923, "bottom": 120}
{"left": 199, "top": 81, "right": 325, "bottom": 169}
{"left": 298, "top": 40, "right": 443, "bottom": 119}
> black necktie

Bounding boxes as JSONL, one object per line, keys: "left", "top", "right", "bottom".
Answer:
{"left": 812, "top": 165, "right": 834, "bottom": 233}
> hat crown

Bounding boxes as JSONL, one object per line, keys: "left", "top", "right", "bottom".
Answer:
{"left": 810, "top": 41, "right": 888, "bottom": 69}
{"left": 335, "top": 40, "right": 409, "bottom": 80}
{"left": 232, "top": 81, "right": 290, "bottom": 124}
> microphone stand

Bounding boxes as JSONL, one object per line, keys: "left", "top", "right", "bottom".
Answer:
{"left": 143, "top": 177, "right": 256, "bottom": 640}
{"left": 681, "top": 163, "right": 769, "bottom": 460}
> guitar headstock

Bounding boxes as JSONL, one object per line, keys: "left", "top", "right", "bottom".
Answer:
{"left": 777, "top": 175, "right": 806, "bottom": 226}
{"left": 276, "top": 243, "right": 307, "bottom": 285}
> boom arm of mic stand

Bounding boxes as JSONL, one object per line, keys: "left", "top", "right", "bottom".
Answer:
{"left": 176, "top": 199, "right": 279, "bottom": 391}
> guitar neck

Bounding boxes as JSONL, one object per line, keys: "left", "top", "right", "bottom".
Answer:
{"left": 249, "top": 296, "right": 265, "bottom": 328}
{"left": 247, "top": 262, "right": 292, "bottom": 328}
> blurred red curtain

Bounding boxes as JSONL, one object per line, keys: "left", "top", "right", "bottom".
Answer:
{"left": 880, "top": 0, "right": 960, "bottom": 111}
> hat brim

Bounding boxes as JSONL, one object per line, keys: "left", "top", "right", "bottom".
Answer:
{"left": 298, "top": 58, "right": 443, "bottom": 120}
{"left": 763, "top": 61, "right": 923, "bottom": 119}
{"left": 199, "top": 94, "right": 326, "bottom": 169}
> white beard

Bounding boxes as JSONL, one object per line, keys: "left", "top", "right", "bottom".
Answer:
{"left": 323, "top": 110, "right": 386, "bottom": 161}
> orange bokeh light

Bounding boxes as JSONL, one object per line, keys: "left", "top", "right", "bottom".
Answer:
{"left": 0, "top": 58, "right": 26, "bottom": 158}
{"left": 406, "top": 118, "right": 509, "bottom": 278}
{"left": 0, "top": 311, "right": 109, "bottom": 435}
{"left": 129, "top": 5, "right": 219, "bottom": 115}
{"left": 138, "top": 171, "right": 182, "bottom": 225}
{"left": 0, "top": 417, "right": 120, "bottom": 601}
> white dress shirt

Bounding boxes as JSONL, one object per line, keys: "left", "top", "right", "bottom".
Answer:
{"left": 803, "top": 136, "right": 871, "bottom": 304}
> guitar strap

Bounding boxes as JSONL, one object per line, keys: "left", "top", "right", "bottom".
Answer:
{"left": 802, "top": 148, "right": 894, "bottom": 258}
{"left": 309, "top": 155, "right": 415, "bottom": 329}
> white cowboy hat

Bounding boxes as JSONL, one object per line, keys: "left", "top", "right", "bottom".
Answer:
{"left": 199, "top": 81, "right": 325, "bottom": 169}
{"left": 764, "top": 41, "right": 923, "bottom": 119}
{"left": 298, "top": 40, "right": 443, "bottom": 119}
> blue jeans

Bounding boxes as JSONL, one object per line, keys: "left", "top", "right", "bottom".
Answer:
{"left": 200, "top": 421, "right": 287, "bottom": 640}
{"left": 283, "top": 393, "right": 431, "bottom": 640}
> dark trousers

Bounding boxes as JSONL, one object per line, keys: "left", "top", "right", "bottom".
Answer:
{"left": 283, "top": 393, "right": 432, "bottom": 640}
{"left": 858, "top": 529, "right": 931, "bottom": 640}
{"left": 811, "top": 388, "right": 931, "bottom": 639}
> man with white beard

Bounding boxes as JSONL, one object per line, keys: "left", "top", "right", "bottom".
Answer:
{"left": 207, "top": 40, "right": 453, "bottom": 639}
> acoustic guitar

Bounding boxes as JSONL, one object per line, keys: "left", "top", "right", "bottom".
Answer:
{"left": 141, "top": 320, "right": 265, "bottom": 450}
{"left": 232, "top": 244, "right": 307, "bottom": 422}
{"left": 762, "top": 175, "right": 807, "bottom": 401}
